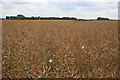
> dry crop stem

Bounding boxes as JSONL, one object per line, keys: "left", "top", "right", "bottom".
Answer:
{"left": 2, "top": 20, "right": 118, "bottom": 78}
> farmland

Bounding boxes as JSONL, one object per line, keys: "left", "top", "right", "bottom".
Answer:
{"left": 2, "top": 20, "right": 118, "bottom": 78}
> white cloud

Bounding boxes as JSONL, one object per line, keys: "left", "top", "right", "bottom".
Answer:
{"left": 0, "top": 1, "right": 118, "bottom": 19}
{"left": 1, "top": 0, "right": 120, "bottom": 2}
{"left": 0, "top": 3, "right": 2, "bottom": 17}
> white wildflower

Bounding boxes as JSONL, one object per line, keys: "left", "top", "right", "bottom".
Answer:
{"left": 49, "top": 59, "right": 53, "bottom": 63}
{"left": 81, "top": 45, "right": 84, "bottom": 49}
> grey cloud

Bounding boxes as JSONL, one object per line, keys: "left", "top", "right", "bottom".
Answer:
{"left": 11, "top": 2, "right": 32, "bottom": 5}
{"left": 0, "top": 1, "right": 118, "bottom": 19}
{"left": 48, "top": 2, "right": 117, "bottom": 12}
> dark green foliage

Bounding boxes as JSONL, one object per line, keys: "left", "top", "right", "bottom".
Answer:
{"left": 97, "top": 17, "right": 109, "bottom": 20}
{"left": 5, "top": 14, "right": 110, "bottom": 20}
{"left": 17, "top": 14, "right": 25, "bottom": 20}
{"left": 5, "top": 14, "right": 77, "bottom": 20}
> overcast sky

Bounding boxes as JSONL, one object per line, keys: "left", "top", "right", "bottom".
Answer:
{"left": 0, "top": 0, "right": 119, "bottom": 19}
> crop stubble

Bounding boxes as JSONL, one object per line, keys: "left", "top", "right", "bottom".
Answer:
{"left": 2, "top": 20, "right": 118, "bottom": 78}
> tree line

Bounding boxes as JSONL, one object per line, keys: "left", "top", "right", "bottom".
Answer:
{"left": 97, "top": 17, "right": 109, "bottom": 20}
{"left": 6, "top": 14, "right": 110, "bottom": 20}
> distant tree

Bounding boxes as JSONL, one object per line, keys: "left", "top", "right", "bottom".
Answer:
{"left": 17, "top": 14, "right": 25, "bottom": 20}
{"left": 97, "top": 17, "right": 109, "bottom": 20}
{"left": 11, "top": 16, "right": 17, "bottom": 19}
{"left": 6, "top": 16, "right": 10, "bottom": 19}
{"left": 97, "top": 17, "right": 101, "bottom": 20}
{"left": 71, "top": 17, "right": 77, "bottom": 20}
